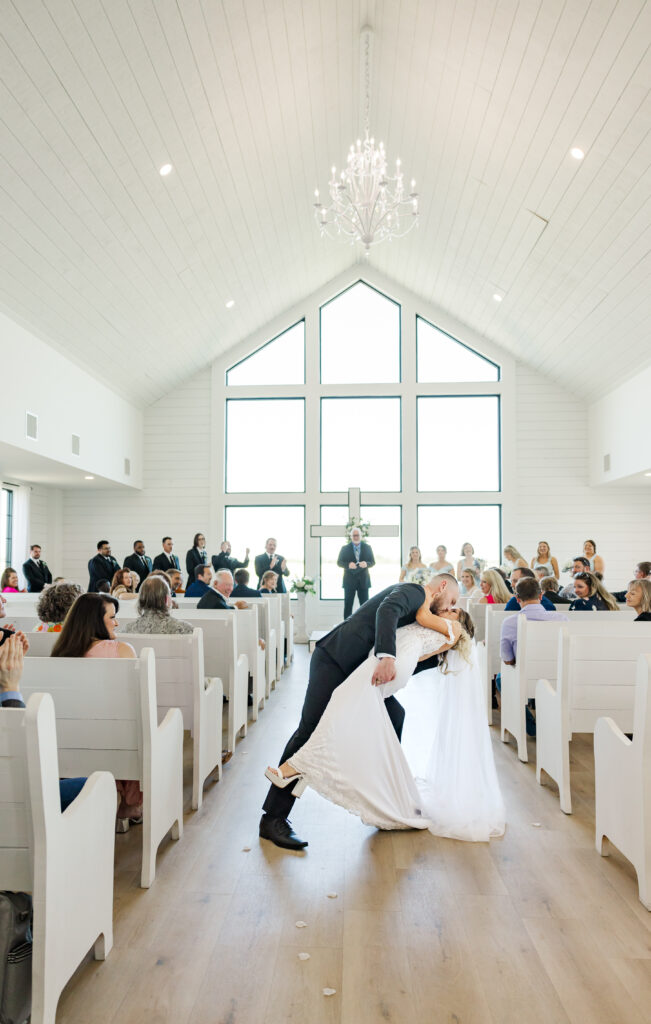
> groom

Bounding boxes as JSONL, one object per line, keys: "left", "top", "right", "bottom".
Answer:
{"left": 259, "top": 574, "right": 459, "bottom": 850}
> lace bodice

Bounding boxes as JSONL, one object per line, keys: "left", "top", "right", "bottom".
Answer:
{"left": 396, "top": 620, "right": 455, "bottom": 657}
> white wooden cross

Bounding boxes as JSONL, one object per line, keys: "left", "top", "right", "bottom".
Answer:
{"left": 310, "top": 488, "right": 399, "bottom": 540}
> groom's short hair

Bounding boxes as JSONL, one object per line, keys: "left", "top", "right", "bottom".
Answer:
{"left": 429, "top": 573, "right": 458, "bottom": 611}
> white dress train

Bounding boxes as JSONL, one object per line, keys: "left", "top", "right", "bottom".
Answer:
{"left": 289, "top": 622, "right": 505, "bottom": 841}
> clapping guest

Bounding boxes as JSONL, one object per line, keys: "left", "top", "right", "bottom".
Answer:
{"left": 110, "top": 569, "right": 137, "bottom": 601}
{"left": 399, "top": 546, "right": 428, "bottom": 582}
{"left": 503, "top": 546, "right": 527, "bottom": 575}
{"left": 34, "top": 582, "right": 82, "bottom": 632}
{"left": 569, "top": 572, "right": 619, "bottom": 611}
{"left": 185, "top": 564, "right": 212, "bottom": 598}
{"left": 22, "top": 544, "right": 52, "bottom": 593}
{"left": 626, "top": 579, "right": 651, "bottom": 621}
{"left": 259, "top": 571, "right": 278, "bottom": 594}
{"left": 186, "top": 532, "right": 208, "bottom": 582}
{"left": 123, "top": 576, "right": 193, "bottom": 634}
{"left": 457, "top": 542, "right": 480, "bottom": 579}
{"left": 1, "top": 568, "right": 23, "bottom": 593}
{"left": 583, "top": 539, "right": 604, "bottom": 575}
{"left": 530, "top": 541, "right": 559, "bottom": 580}
{"left": 123, "top": 541, "right": 152, "bottom": 590}
{"left": 255, "top": 538, "right": 290, "bottom": 594}
{"left": 152, "top": 537, "right": 181, "bottom": 573}
{"left": 429, "top": 545, "right": 454, "bottom": 575}
{"left": 212, "top": 541, "right": 250, "bottom": 575}
{"left": 459, "top": 568, "right": 482, "bottom": 599}
{"left": 478, "top": 568, "right": 511, "bottom": 605}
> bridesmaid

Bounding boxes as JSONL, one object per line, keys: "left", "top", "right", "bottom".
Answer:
{"left": 503, "top": 545, "right": 527, "bottom": 576}
{"left": 583, "top": 539, "right": 604, "bottom": 576}
{"left": 457, "top": 542, "right": 480, "bottom": 580}
{"left": 399, "top": 546, "right": 429, "bottom": 582}
{"left": 429, "top": 545, "right": 455, "bottom": 576}
{"left": 530, "top": 540, "right": 559, "bottom": 581}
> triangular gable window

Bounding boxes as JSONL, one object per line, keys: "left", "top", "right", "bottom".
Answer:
{"left": 417, "top": 316, "right": 499, "bottom": 382}
{"left": 226, "top": 320, "right": 305, "bottom": 385}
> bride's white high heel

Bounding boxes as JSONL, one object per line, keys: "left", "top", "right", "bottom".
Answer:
{"left": 265, "top": 764, "right": 308, "bottom": 798}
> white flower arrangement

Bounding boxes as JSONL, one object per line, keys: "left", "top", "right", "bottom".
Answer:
{"left": 345, "top": 516, "right": 370, "bottom": 541}
{"left": 290, "top": 576, "right": 316, "bottom": 595}
{"left": 562, "top": 560, "right": 574, "bottom": 573}
{"left": 410, "top": 568, "right": 432, "bottom": 586}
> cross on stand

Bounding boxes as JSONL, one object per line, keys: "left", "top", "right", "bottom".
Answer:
{"left": 310, "top": 488, "right": 400, "bottom": 540}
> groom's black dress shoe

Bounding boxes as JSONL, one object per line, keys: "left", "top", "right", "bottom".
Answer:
{"left": 259, "top": 814, "right": 308, "bottom": 850}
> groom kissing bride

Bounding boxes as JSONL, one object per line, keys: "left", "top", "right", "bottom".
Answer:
{"left": 260, "top": 574, "right": 470, "bottom": 850}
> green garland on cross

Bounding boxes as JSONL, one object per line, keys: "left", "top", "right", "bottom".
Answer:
{"left": 345, "top": 516, "right": 370, "bottom": 541}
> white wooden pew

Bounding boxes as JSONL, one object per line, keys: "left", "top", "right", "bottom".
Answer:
{"left": 247, "top": 597, "right": 285, "bottom": 682}
{"left": 595, "top": 653, "right": 651, "bottom": 910}
{"left": 501, "top": 614, "right": 638, "bottom": 763}
{"left": 468, "top": 601, "right": 505, "bottom": 645}
{"left": 234, "top": 599, "right": 277, "bottom": 695}
{"left": 536, "top": 625, "right": 651, "bottom": 813}
{"left": 0, "top": 693, "right": 116, "bottom": 1024}
{"left": 279, "top": 592, "right": 294, "bottom": 663}
{"left": 19, "top": 649, "right": 184, "bottom": 887}
{"left": 480, "top": 607, "right": 514, "bottom": 724}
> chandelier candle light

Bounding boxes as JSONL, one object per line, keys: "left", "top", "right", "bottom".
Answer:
{"left": 313, "top": 27, "right": 419, "bottom": 256}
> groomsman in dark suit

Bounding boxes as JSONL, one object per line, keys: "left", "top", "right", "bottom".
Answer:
{"left": 88, "top": 541, "right": 121, "bottom": 592}
{"left": 123, "top": 541, "right": 152, "bottom": 591}
{"left": 152, "top": 537, "right": 181, "bottom": 573}
{"left": 337, "top": 527, "right": 375, "bottom": 618}
{"left": 212, "top": 541, "right": 250, "bottom": 575}
{"left": 255, "top": 538, "right": 290, "bottom": 594}
{"left": 22, "top": 544, "right": 52, "bottom": 593}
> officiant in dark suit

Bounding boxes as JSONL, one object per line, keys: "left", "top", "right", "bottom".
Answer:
{"left": 22, "top": 544, "right": 52, "bottom": 593}
{"left": 123, "top": 540, "right": 152, "bottom": 591}
{"left": 255, "top": 537, "right": 290, "bottom": 594}
{"left": 152, "top": 537, "right": 181, "bottom": 573}
{"left": 337, "top": 527, "right": 375, "bottom": 618}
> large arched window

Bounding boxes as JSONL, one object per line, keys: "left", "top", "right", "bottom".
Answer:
{"left": 217, "top": 276, "right": 504, "bottom": 609}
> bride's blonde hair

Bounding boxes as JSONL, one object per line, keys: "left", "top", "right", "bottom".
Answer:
{"left": 439, "top": 608, "right": 474, "bottom": 673}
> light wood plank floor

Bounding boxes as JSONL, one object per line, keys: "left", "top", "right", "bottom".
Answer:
{"left": 57, "top": 647, "right": 651, "bottom": 1024}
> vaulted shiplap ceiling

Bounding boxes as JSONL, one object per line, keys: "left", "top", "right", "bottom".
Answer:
{"left": 0, "top": 0, "right": 649, "bottom": 406}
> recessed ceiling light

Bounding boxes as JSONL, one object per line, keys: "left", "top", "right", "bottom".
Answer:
{"left": 570, "top": 147, "right": 585, "bottom": 160}
{"left": 159, "top": 163, "right": 173, "bottom": 176}
{"left": 225, "top": 299, "right": 235, "bottom": 309}
{"left": 84, "top": 475, "right": 94, "bottom": 480}
{"left": 493, "top": 293, "right": 503, "bottom": 302}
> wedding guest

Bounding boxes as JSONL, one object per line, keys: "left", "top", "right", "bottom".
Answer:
{"left": 613, "top": 562, "right": 651, "bottom": 601}
{"left": 259, "top": 571, "right": 279, "bottom": 594}
{"left": 533, "top": 566, "right": 548, "bottom": 582}
{"left": 539, "top": 575, "right": 572, "bottom": 605}
{"left": 186, "top": 532, "right": 209, "bottom": 582}
{"left": 110, "top": 569, "right": 138, "bottom": 601}
{"left": 165, "top": 569, "right": 183, "bottom": 595}
{"left": 530, "top": 541, "right": 559, "bottom": 580}
{"left": 337, "top": 527, "right": 375, "bottom": 618}
{"left": 457, "top": 542, "right": 481, "bottom": 579}
{"left": 212, "top": 541, "right": 250, "bottom": 575}
{"left": 504, "top": 568, "right": 555, "bottom": 610}
{"left": 459, "top": 567, "right": 482, "bottom": 599}
{"left": 428, "top": 545, "right": 454, "bottom": 576}
{"left": 185, "top": 564, "right": 212, "bottom": 598}
{"left": 51, "top": 593, "right": 141, "bottom": 828}
{"left": 625, "top": 579, "right": 651, "bottom": 620}
{"left": 123, "top": 575, "right": 193, "bottom": 634}
{"left": 123, "top": 540, "right": 152, "bottom": 590}
{"left": 478, "top": 569, "right": 511, "bottom": 605}
{"left": 34, "top": 582, "right": 82, "bottom": 632}
{"left": 22, "top": 544, "right": 52, "bottom": 593}
{"left": 569, "top": 572, "right": 618, "bottom": 611}
{"left": 1, "top": 568, "right": 23, "bottom": 593}
{"left": 232, "top": 569, "right": 261, "bottom": 598}
{"left": 96, "top": 580, "right": 111, "bottom": 594}
{"left": 399, "top": 546, "right": 428, "bottom": 582}
{"left": 88, "top": 540, "right": 121, "bottom": 592}
{"left": 152, "top": 537, "right": 181, "bottom": 572}
{"left": 501, "top": 579, "right": 568, "bottom": 664}
{"left": 255, "top": 538, "right": 290, "bottom": 594}
{"left": 559, "top": 557, "right": 591, "bottom": 599}
{"left": 583, "top": 539, "right": 604, "bottom": 575}
{"left": 503, "top": 545, "right": 527, "bottom": 575}
{"left": 197, "top": 569, "right": 243, "bottom": 610}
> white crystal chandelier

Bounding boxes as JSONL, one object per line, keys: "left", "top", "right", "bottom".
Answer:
{"left": 313, "top": 27, "right": 419, "bottom": 256}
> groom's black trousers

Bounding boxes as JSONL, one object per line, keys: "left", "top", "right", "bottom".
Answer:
{"left": 262, "top": 646, "right": 405, "bottom": 820}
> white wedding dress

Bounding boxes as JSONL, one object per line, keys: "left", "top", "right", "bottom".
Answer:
{"left": 289, "top": 622, "right": 505, "bottom": 841}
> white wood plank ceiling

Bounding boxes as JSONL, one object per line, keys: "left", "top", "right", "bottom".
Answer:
{"left": 0, "top": 0, "right": 649, "bottom": 406}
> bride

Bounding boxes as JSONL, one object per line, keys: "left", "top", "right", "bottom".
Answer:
{"left": 265, "top": 601, "right": 505, "bottom": 842}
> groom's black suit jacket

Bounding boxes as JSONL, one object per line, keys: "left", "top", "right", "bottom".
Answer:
{"left": 316, "top": 582, "right": 439, "bottom": 676}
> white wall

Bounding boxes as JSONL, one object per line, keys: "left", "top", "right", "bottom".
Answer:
{"left": 60, "top": 370, "right": 211, "bottom": 584}
{"left": 0, "top": 312, "right": 143, "bottom": 486}
{"left": 513, "top": 365, "right": 651, "bottom": 591}
{"left": 588, "top": 364, "right": 651, "bottom": 484}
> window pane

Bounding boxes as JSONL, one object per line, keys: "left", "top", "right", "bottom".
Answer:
{"left": 225, "top": 506, "right": 305, "bottom": 591}
{"left": 320, "top": 282, "right": 400, "bottom": 383}
{"left": 1, "top": 488, "right": 13, "bottom": 571}
{"left": 417, "top": 317, "right": 499, "bottom": 382}
{"left": 321, "top": 398, "right": 401, "bottom": 491}
{"left": 226, "top": 321, "right": 305, "bottom": 385}
{"left": 417, "top": 505, "right": 501, "bottom": 573}
{"left": 226, "top": 399, "right": 304, "bottom": 492}
{"left": 418, "top": 396, "right": 499, "bottom": 491}
{"left": 319, "top": 505, "right": 401, "bottom": 599}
